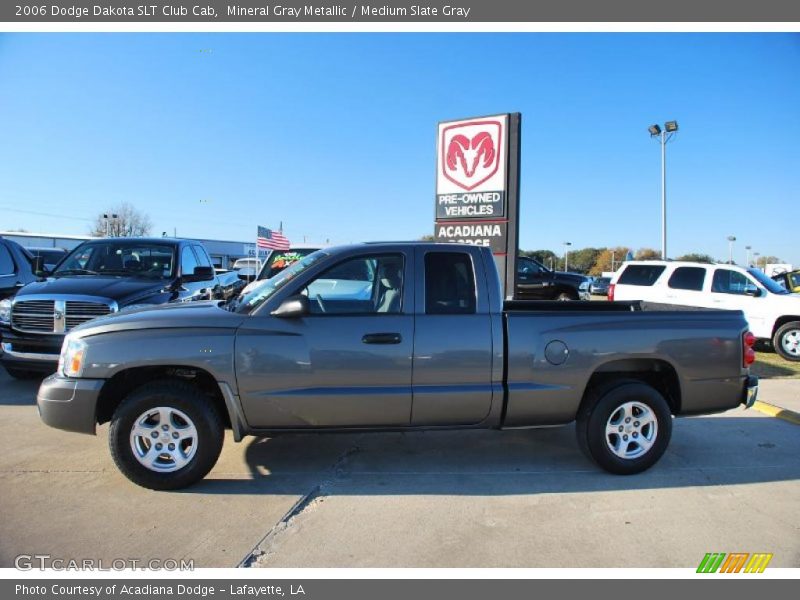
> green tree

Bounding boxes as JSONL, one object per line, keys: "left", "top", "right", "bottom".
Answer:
{"left": 590, "top": 247, "right": 630, "bottom": 276}
{"left": 418, "top": 234, "right": 435, "bottom": 241}
{"left": 566, "top": 247, "right": 602, "bottom": 274}
{"left": 634, "top": 248, "right": 661, "bottom": 261}
{"left": 521, "top": 249, "right": 558, "bottom": 270}
{"left": 674, "top": 253, "right": 716, "bottom": 263}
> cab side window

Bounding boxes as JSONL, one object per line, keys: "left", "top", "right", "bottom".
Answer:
{"left": 181, "top": 246, "right": 199, "bottom": 277}
{"left": 425, "top": 252, "right": 476, "bottom": 315}
{"left": 301, "top": 254, "right": 404, "bottom": 315}
{"left": 193, "top": 246, "right": 212, "bottom": 268}
{"left": 0, "top": 245, "right": 15, "bottom": 276}
{"left": 711, "top": 269, "right": 752, "bottom": 295}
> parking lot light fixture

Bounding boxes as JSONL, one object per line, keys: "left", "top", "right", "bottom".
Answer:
{"left": 745, "top": 245, "right": 752, "bottom": 266}
{"left": 563, "top": 241, "right": 572, "bottom": 272}
{"left": 649, "top": 120, "right": 679, "bottom": 260}
{"left": 727, "top": 235, "right": 736, "bottom": 264}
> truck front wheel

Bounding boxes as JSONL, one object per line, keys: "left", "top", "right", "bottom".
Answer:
{"left": 773, "top": 321, "right": 800, "bottom": 362}
{"left": 576, "top": 380, "right": 672, "bottom": 475}
{"left": 108, "top": 380, "right": 224, "bottom": 490}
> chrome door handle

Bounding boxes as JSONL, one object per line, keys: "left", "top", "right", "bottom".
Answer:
{"left": 362, "top": 333, "right": 402, "bottom": 344}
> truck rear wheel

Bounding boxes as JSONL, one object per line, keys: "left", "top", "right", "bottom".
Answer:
{"left": 576, "top": 380, "right": 672, "bottom": 475}
{"left": 773, "top": 321, "right": 800, "bottom": 362}
{"left": 109, "top": 380, "right": 224, "bottom": 490}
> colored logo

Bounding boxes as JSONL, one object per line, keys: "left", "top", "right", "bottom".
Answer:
{"left": 696, "top": 552, "right": 773, "bottom": 573}
{"left": 441, "top": 120, "right": 502, "bottom": 191}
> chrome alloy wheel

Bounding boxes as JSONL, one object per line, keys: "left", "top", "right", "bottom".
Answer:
{"left": 605, "top": 401, "right": 658, "bottom": 459}
{"left": 129, "top": 407, "right": 198, "bottom": 472}
{"left": 780, "top": 328, "right": 800, "bottom": 357}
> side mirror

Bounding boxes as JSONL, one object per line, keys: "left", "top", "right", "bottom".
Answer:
{"left": 183, "top": 266, "right": 215, "bottom": 283}
{"left": 32, "top": 256, "right": 50, "bottom": 277}
{"left": 271, "top": 294, "right": 309, "bottom": 318}
{"left": 744, "top": 285, "right": 761, "bottom": 297}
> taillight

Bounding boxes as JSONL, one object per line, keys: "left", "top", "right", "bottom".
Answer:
{"left": 743, "top": 331, "right": 756, "bottom": 367}
{"left": 608, "top": 283, "right": 615, "bottom": 302}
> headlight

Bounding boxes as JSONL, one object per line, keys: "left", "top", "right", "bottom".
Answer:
{"left": 0, "top": 299, "right": 11, "bottom": 325}
{"left": 58, "top": 336, "right": 88, "bottom": 378}
{"left": 579, "top": 281, "right": 590, "bottom": 291}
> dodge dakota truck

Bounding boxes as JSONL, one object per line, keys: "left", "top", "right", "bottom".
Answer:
{"left": 37, "top": 243, "right": 758, "bottom": 490}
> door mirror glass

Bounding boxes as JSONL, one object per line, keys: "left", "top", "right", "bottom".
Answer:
{"left": 744, "top": 284, "right": 761, "bottom": 297}
{"left": 272, "top": 294, "right": 310, "bottom": 318}
{"left": 183, "top": 265, "right": 215, "bottom": 283}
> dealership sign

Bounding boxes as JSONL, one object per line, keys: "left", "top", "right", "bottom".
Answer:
{"left": 435, "top": 113, "right": 521, "bottom": 298}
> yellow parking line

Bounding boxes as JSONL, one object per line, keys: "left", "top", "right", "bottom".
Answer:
{"left": 753, "top": 401, "right": 800, "bottom": 425}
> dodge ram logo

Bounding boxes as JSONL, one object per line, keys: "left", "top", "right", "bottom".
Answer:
{"left": 441, "top": 120, "right": 502, "bottom": 191}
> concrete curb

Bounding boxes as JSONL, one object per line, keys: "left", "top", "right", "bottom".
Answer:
{"left": 753, "top": 400, "right": 800, "bottom": 426}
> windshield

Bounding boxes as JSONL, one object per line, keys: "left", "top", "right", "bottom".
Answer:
{"left": 259, "top": 248, "right": 319, "bottom": 280}
{"left": 748, "top": 268, "right": 790, "bottom": 295}
{"left": 54, "top": 241, "right": 177, "bottom": 279}
{"left": 237, "top": 250, "right": 329, "bottom": 313}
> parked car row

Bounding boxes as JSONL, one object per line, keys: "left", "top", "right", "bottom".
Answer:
{"left": 610, "top": 260, "right": 800, "bottom": 362}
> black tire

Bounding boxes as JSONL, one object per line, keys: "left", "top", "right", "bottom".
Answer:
{"left": 772, "top": 321, "right": 800, "bottom": 362}
{"left": 3, "top": 367, "right": 45, "bottom": 380}
{"left": 555, "top": 290, "right": 577, "bottom": 301}
{"left": 109, "top": 379, "right": 224, "bottom": 490}
{"left": 576, "top": 380, "right": 672, "bottom": 475}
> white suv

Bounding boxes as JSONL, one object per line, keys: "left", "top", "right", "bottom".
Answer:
{"left": 610, "top": 261, "right": 800, "bottom": 361}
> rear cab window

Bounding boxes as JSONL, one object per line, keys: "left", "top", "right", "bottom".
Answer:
{"left": 617, "top": 264, "right": 667, "bottom": 286}
{"left": 424, "top": 252, "right": 476, "bottom": 314}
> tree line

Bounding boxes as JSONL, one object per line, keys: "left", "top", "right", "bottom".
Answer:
{"left": 519, "top": 247, "right": 783, "bottom": 275}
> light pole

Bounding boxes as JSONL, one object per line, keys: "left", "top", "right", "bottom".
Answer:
{"left": 611, "top": 250, "right": 616, "bottom": 273}
{"left": 745, "top": 245, "right": 752, "bottom": 267}
{"left": 103, "top": 213, "right": 118, "bottom": 237}
{"left": 563, "top": 241, "right": 572, "bottom": 272}
{"left": 727, "top": 235, "right": 736, "bottom": 264}
{"left": 753, "top": 252, "right": 761, "bottom": 270}
{"left": 648, "top": 121, "right": 679, "bottom": 260}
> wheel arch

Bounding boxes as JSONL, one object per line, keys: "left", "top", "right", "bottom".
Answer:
{"left": 579, "top": 358, "right": 682, "bottom": 416}
{"left": 96, "top": 366, "right": 233, "bottom": 431}
{"left": 772, "top": 315, "right": 800, "bottom": 337}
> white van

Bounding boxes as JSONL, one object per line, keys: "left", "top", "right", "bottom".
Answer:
{"left": 610, "top": 261, "right": 800, "bottom": 361}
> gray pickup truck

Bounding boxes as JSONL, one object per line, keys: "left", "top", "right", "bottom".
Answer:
{"left": 37, "top": 242, "right": 758, "bottom": 490}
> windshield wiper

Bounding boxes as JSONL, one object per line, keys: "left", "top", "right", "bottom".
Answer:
{"left": 54, "top": 269, "right": 98, "bottom": 276}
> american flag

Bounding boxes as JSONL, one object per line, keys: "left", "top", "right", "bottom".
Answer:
{"left": 257, "top": 226, "right": 290, "bottom": 250}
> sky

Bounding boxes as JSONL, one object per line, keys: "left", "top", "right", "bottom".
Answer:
{"left": 0, "top": 33, "right": 798, "bottom": 265}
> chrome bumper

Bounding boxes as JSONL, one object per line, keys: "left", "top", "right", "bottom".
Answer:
{"left": 1, "top": 342, "right": 59, "bottom": 362}
{"left": 743, "top": 375, "right": 759, "bottom": 409}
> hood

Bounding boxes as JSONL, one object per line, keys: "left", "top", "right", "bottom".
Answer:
{"left": 17, "top": 275, "right": 168, "bottom": 305}
{"left": 552, "top": 271, "right": 589, "bottom": 283}
{"left": 69, "top": 300, "right": 246, "bottom": 338}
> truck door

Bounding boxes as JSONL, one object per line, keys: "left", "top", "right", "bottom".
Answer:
{"left": 411, "top": 248, "right": 494, "bottom": 425}
{"left": 235, "top": 251, "right": 415, "bottom": 428}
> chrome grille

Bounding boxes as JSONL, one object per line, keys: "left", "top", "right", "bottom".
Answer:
{"left": 11, "top": 298, "right": 115, "bottom": 333}
{"left": 11, "top": 300, "right": 56, "bottom": 333}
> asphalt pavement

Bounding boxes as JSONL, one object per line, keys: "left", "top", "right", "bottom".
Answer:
{"left": 0, "top": 369, "right": 797, "bottom": 569}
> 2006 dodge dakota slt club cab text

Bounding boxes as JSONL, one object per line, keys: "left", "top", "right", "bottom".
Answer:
{"left": 37, "top": 243, "right": 758, "bottom": 489}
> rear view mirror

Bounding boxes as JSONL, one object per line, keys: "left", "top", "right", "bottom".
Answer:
{"left": 183, "top": 266, "right": 215, "bottom": 283}
{"left": 271, "top": 295, "right": 309, "bottom": 318}
{"left": 31, "top": 256, "right": 50, "bottom": 277}
{"left": 744, "top": 285, "right": 761, "bottom": 297}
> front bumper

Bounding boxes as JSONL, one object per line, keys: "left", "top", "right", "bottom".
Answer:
{"left": 578, "top": 290, "right": 591, "bottom": 301}
{"left": 37, "top": 374, "right": 105, "bottom": 435}
{"left": 742, "top": 375, "right": 759, "bottom": 409}
{"left": 0, "top": 328, "right": 62, "bottom": 372}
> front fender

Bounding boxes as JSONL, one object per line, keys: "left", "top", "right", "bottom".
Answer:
{"left": 78, "top": 328, "right": 238, "bottom": 392}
